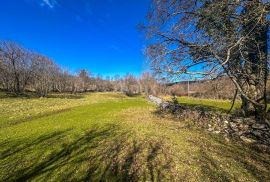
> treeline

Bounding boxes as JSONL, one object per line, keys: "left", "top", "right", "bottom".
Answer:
{"left": 167, "top": 77, "right": 270, "bottom": 100}
{"left": 167, "top": 78, "right": 235, "bottom": 99}
{"left": 0, "top": 41, "right": 163, "bottom": 97}
{"left": 3, "top": 40, "right": 255, "bottom": 100}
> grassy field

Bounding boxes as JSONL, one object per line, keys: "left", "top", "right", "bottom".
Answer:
{"left": 176, "top": 96, "right": 241, "bottom": 112}
{"left": 0, "top": 92, "right": 269, "bottom": 181}
{"left": 161, "top": 95, "right": 241, "bottom": 112}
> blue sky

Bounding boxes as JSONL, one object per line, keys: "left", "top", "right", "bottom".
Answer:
{"left": 0, "top": 0, "right": 150, "bottom": 77}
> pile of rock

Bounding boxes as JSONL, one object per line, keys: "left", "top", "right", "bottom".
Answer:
{"left": 148, "top": 95, "right": 270, "bottom": 148}
{"left": 148, "top": 95, "right": 169, "bottom": 109}
{"left": 210, "top": 116, "right": 270, "bottom": 145}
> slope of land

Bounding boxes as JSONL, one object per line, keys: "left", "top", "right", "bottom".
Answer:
{"left": 0, "top": 92, "right": 269, "bottom": 181}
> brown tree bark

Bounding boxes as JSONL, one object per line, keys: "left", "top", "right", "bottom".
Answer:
{"left": 239, "top": 0, "right": 269, "bottom": 122}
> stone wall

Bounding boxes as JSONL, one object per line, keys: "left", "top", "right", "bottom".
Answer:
{"left": 148, "top": 95, "right": 270, "bottom": 151}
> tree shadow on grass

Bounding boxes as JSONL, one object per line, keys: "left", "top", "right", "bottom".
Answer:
{"left": 1, "top": 124, "right": 177, "bottom": 182}
{"left": 153, "top": 105, "right": 270, "bottom": 181}
{"left": 0, "top": 91, "right": 25, "bottom": 99}
{"left": 2, "top": 120, "right": 269, "bottom": 181}
{"left": 0, "top": 129, "right": 72, "bottom": 160}
{"left": 0, "top": 108, "right": 72, "bottom": 129}
{"left": 0, "top": 91, "right": 85, "bottom": 99}
{"left": 47, "top": 94, "right": 85, "bottom": 99}
{"left": 178, "top": 103, "right": 229, "bottom": 113}
{"left": 190, "top": 135, "right": 270, "bottom": 181}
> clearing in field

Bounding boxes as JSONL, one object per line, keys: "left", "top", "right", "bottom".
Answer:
{"left": 0, "top": 92, "right": 269, "bottom": 181}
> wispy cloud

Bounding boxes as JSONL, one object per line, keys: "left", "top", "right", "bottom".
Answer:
{"left": 40, "top": 0, "right": 57, "bottom": 9}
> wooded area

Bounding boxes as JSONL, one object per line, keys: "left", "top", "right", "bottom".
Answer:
{"left": 0, "top": 41, "right": 165, "bottom": 97}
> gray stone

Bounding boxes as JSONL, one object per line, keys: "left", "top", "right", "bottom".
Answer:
{"left": 208, "top": 128, "right": 214, "bottom": 132}
{"left": 237, "top": 131, "right": 246, "bottom": 136}
{"left": 161, "top": 102, "right": 170, "bottom": 108}
{"left": 149, "top": 95, "right": 163, "bottom": 105}
{"left": 252, "top": 130, "right": 262, "bottom": 138}
{"left": 240, "top": 136, "right": 256, "bottom": 144}
{"left": 230, "top": 122, "right": 237, "bottom": 128}
{"left": 252, "top": 124, "right": 266, "bottom": 129}
{"left": 244, "top": 118, "right": 256, "bottom": 125}
{"left": 265, "top": 120, "right": 270, "bottom": 127}
{"left": 224, "top": 129, "right": 230, "bottom": 133}
{"left": 148, "top": 95, "right": 170, "bottom": 109}
{"left": 223, "top": 125, "right": 228, "bottom": 129}
{"left": 233, "top": 118, "right": 243, "bottom": 124}
{"left": 238, "top": 124, "right": 249, "bottom": 130}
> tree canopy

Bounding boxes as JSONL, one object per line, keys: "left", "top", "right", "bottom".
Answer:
{"left": 146, "top": 0, "right": 269, "bottom": 121}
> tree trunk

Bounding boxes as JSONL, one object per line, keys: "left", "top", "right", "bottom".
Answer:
{"left": 240, "top": 95, "right": 254, "bottom": 116}
{"left": 238, "top": 1, "right": 268, "bottom": 123}
{"left": 15, "top": 76, "right": 21, "bottom": 94}
{"left": 240, "top": 80, "right": 267, "bottom": 122}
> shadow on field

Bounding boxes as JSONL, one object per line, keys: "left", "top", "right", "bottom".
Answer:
{"left": 47, "top": 94, "right": 85, "bottom": 99}
{"left": 191, "top": 136, "right": 270, "bottom": 181}
{"left": 178, "top": 103, "right": 228, "bottom": 113}
{"left": 0, "top": 91, "right": 85, "bottom": 99}
{"left": 1, "top": 109, "right": 72, "bottom": 129}
{"left": 153, "top": 106, "right": 270, "bottom": 181}
{"left": 1, "top": 123, "right": 270, "bottom": 181}
{"left": 0, "top": 129, "right": 72, "bottom": 160}
{"left": 0, "top": 124, "right": 176, "bottom": 181}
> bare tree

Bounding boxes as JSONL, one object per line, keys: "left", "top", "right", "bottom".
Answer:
{"left": 32, "top": 54, "right": 56, "bottom": 97}
{"left": 51, "top": 68, "right": 71, "bottom": 93}
{"left": 139, "top": 72, "right": 161, "bottom": 95}
{"left": 77, "top": 69, "right": 90, "bottom": 92}
{"left": 0, "top": 41, "right": 36, "bottom": 94}
{"left": 112, "top": 74, "right": 124, "bottom": 92}
{"left": 145, "top": 0, "right": 269, "bottom": 121}
{"left": 123, "top": 74, "right": 140, "bottom": 96}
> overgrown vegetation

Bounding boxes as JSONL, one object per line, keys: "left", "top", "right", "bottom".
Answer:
{"left": 0, "top": 92, "right": 269, "bottom": 181}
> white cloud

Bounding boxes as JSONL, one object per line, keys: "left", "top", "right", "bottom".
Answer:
{"left": 41, "top": 0, "right": 57, "bottom": 9}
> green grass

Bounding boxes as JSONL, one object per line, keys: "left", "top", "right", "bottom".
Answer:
{"left": 162, "top": 96, "right": 241, "bottom": 112}
{"left": 177, "top": 96, "right": 241, "bottom": 112}
{"left": 0, "top": 92, "right": 269, "bottom": 181}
